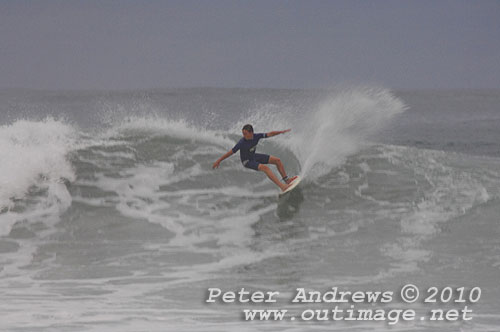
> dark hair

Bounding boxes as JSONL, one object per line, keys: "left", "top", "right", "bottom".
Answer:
{"left": 242, "top": 124, "right": 254, "bottom": 133}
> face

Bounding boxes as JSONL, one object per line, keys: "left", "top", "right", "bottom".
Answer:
{"left": 242, "top": 129, "right": 254, "bottom": 140}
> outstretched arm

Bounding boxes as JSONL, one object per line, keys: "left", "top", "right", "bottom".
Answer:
{"left": 213, "top": 149, "right": 234, "bottom": 169}
{"left": 266, "top": 129, "right": 291, "bottom": 138}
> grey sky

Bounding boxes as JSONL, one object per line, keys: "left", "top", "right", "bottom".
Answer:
{"left": 1, "top": 0, "right": 499, "bottom": 90}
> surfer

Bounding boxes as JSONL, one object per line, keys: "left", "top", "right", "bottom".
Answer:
{"left": 212, "top": 124, "right": 297, "bottom": 192}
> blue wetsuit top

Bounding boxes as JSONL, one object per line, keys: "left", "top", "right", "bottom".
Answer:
{"left": 231, "top": 133, "right": 267, "bottom": 162}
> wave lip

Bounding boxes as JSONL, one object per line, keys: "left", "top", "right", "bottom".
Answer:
{"left": 103, "top": 115, "right": 234, "bottom": 148}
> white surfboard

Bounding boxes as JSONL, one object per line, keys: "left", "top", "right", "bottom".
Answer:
{"left": 279, "top": 176, "right": 301, "bottom": 196}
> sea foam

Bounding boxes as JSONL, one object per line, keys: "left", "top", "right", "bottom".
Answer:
{"left": 0, "top": 118, "right": 75, "bottom": 234}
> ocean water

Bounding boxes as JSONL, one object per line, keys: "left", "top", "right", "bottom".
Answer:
{"left": 1, "top": 87, "right": 499, "bottom": 331}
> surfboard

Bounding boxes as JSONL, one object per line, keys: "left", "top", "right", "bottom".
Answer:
{"left": 279, "top": 176, "right": 301, "bottom": 197}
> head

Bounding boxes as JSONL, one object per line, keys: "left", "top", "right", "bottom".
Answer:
{"left": 242, "top": 124, "right": 254, "bottom": 140}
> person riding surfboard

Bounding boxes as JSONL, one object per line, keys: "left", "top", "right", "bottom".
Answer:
{"left": 212, "top": 124, "right": 298, "bottom": 192}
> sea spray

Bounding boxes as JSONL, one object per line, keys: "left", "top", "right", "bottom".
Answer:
{"left": 234, "top": 87, "right": 407, "bottom": 180}
{"left": 295, "top": 87, "right": 406, "bottom": 179}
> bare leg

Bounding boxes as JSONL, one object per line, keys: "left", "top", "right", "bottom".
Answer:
{"left": 268, "top": 156, "right": 296, "bottom": 184}
{"left": 258, "top": 164, "right": 289, "bottom": 191}
{"left": 268, "top": 156, "right": 287, "bottom": 179}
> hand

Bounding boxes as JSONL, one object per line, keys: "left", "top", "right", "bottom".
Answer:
{"left": 212, "top": 160, "right": 220, "bottom": 169}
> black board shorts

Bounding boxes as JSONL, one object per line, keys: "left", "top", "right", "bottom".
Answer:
{"left": 242, "top": 153, "right": 270, "bottom": 171}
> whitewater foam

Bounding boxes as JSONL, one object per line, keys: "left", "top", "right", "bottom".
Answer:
{"left": 0, "top": 118, "right": 76, "bottom": 235}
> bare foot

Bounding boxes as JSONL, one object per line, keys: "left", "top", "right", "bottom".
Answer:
{"left": 285, "top": 176, "right": 298, "bottom": 184}
{"left": 281, "top": 182, "right": 292, "bottom": 192}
